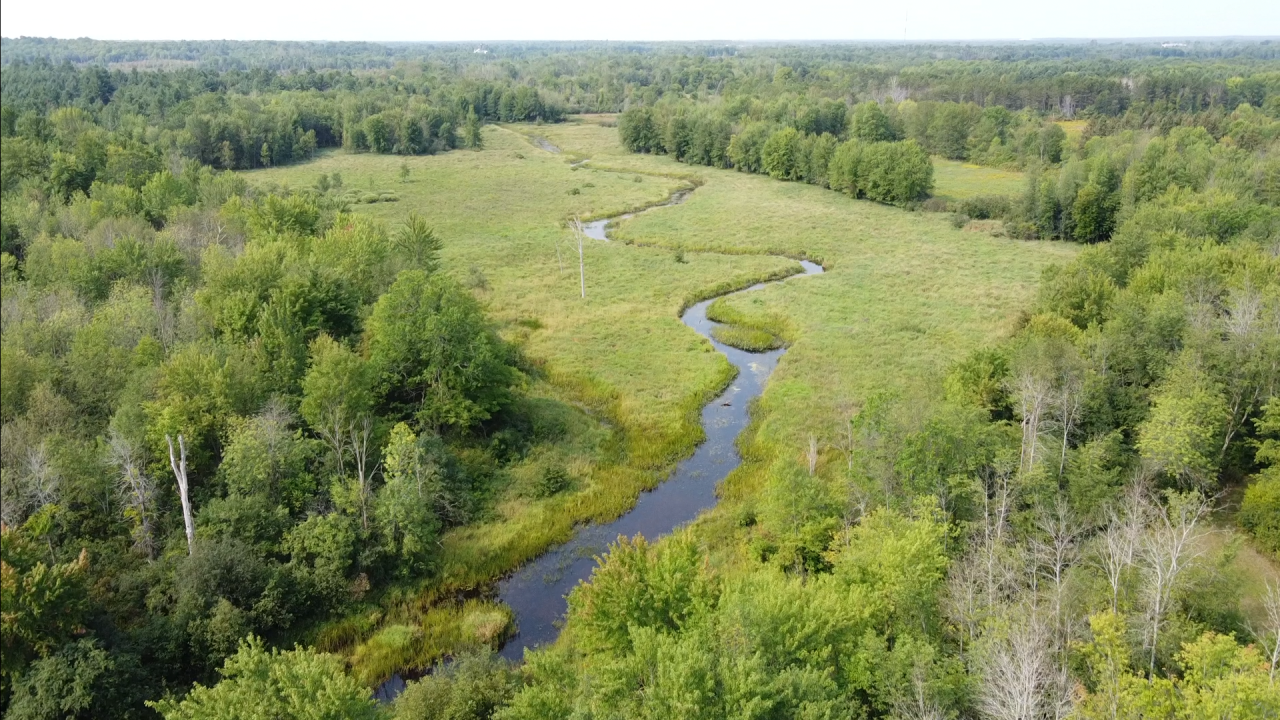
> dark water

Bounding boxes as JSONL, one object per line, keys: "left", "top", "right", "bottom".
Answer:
{"left": 496, "top": 254, "right": 823, "bottom": 661}
{"left": 582, "top": 189, "right": 690, "bottom": 242}
{"left": 374, "top": 176, "right": 823, "bottom": 699}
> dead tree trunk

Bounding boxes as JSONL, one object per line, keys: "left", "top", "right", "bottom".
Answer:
{"left": 571, "top": 217, "right": 586, "bottom": 299}
{"left": 350, "top": 416, "right": 374, "bottom": 531}
{"left": 166, "top": 434, "right": 196, "bottom": 556}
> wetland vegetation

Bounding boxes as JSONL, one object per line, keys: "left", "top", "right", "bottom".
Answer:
{"left": 2, "top": 37, "right": 1279, "bottom": 719}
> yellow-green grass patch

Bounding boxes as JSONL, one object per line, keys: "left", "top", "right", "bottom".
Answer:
{"left": 247, "top": 119, "right": 1075, "bottom": 674}
{"left": 931, "top": 158, "right": 1027, "bottom": 202}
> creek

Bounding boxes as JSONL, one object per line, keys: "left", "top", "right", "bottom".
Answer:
{"left": 497, "top": 191, "right": 823, "bottom": 660}
{"left": 375, "top": 149, "right": 822, "bottom": 700}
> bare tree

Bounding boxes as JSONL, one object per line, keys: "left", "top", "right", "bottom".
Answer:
{"left": 1251, "top": 580, "right": 1280, "bottom": 683}
{"left": 1033, "top": 497, "right": 1082, "bottom": 644}
{"left": 1012, "top": 369, "right": 1051, "bottom": 476}
{"left": 1053, "top": 372, "right": 1084, "bottom": 477}
{"left": 349, "top": 416, "right": 375, "bottom": 531}
{"left": 1137, "top": 490, "right": 1211, "bottom": 675}
{"left": 976, "top": 609, "right": 1069, "bottom": 720}
{"left": 834, "top": 402, "right": 859, "bottom": 474}
{"left": 24, "top": 444, "right": 61, "bottom": 512}
{"left": 894, "top": 660, "right": 946, "bottom": 720}
{"left": 1092, "top": 500, "right": 1145, "bottom": 613}
{"left": 108, "top": 431, "right": 155, "bottom": 559}
{"left": 165, "top": 434, "right": 196, "bottom": 556}
{"left": 943, "top": 551, "right": 985, "bottom": 657}
{"left": 1217, "top": 287, "right": 1276, "bottom": 461}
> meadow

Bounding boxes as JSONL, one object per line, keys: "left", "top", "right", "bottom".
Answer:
{"left": 931, "top": 157, "right": 1027, "bottom": 201}
{"left": 246, "top": 118, "right": 1079, "bottom": 676}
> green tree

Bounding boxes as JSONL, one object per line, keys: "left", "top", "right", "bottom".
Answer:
{"left": 1072, "top": 159, "right": 1121, "bottom": 242}
{"left": 464, "top": 108, "right": 484, "bottom": 150}
{"left": 374, "top": 423, "right": 441, "bottom": 576}
{"left": 4, "top": 639, "right": 141, "bottom": 720}
{"left": 0, "top": 520, "right": 89, "bottom": 699}
{"left": 850, "top": 102, "right": 897, "bottom": 142}
{"left": 1137, "top": 352, "right": 1228, "bottom": 489}
{"left": 392, "top": 214, "right": 443, "bottom": 274}
{"left": 149, "top": 636, "right": 384, "bottom": 720}
{"left": 393, "top": 651, "right": 517, "bottom": 720}
{"left": 365, "top": 271, "right": 516, "bottom": 432}
{"left": 619, "top": 106, "right": 660, "bottom": 153}
{"left": 566, "top": 533, "right": 717, "bottom": 656}
{"left": 761, "top": 127, "right": 803, "bottom": 181}
{"left": 727, "top": 122, "right": 773, "bottom": 174}
{"left": 301, "top": 335, "right": 375, "bottom": 475}
{"left": 1241, "top": 398, "right": 1280, "bottom": 555}
{"left": 827, "top": 499, "right": 949, "bottom": 632}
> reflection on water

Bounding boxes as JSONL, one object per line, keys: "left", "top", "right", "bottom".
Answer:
{"left": 374, "top": 172, "right": 821, "bottom": 700}
{"left": 495, "top": 257, "right": 823, "bottom": 661}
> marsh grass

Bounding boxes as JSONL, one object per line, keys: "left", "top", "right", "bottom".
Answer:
{"left": 248, "top": 119, "right": 1073, "bottom": 681}
{"left": 710, "top": 324, "right": 784, "bottom": 351}
{"left": 347, "top": 600, "right": 515, "bottom": 686}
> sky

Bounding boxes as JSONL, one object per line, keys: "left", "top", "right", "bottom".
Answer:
{"left": 3, "top": 0, "right": 1279, "bottom": 42}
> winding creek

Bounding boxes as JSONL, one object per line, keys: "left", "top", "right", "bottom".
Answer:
{"left": 375, "top": 137, "right": 823, "bottom": 699}
{"left": 497, "top": 256, "right": 822, "bottom": 661}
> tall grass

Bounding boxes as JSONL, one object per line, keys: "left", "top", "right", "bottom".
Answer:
{"left": 246, "top": 119, "right": 1073, "bottom": 677}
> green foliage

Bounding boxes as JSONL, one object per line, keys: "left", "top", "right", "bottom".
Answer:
{"left": 374, "top": 423, "right": 442, "bottom": 576}
{"left": 1074, "top": 612, "right": 1280, "bottom": 718}
{"left": 761, "top": 127, "right": 804, "bottom": 181}
{"left": 531, "top": 465, "right": 571, "bottom": 498}
{"left": 0, "top": 523, "right": 90, "bottom": 700}
{"left": 1242, "top": 399, "right": 1280, "bottom": 555}
{"left": 366, "top": 271, "right": 517, "bottom": 432}
{"left": 150, "top": 636, "right": 385, "bottom": 720}
{"left": 850, "top": 101, "right": 898, "bottom": 142}
{"left": 1137, "top": 352, "right": 1229, "bottom": 489}
{"left": 5, "top": 39, "right": 1280, "bottom": 720}
{"left": 566, "top": 533, "right": 717, "bottom": 655}
{"left": 3, "top": 639, "right": 141, "bottom": 720}
{"left": 827, "top": 500, "right": 949, "bottom": 632}
{"left": 392, "top": 652, "right": 517, "bottom": 720}
{"left": 944, "top": 347, "right": 1011, "bottom": 416}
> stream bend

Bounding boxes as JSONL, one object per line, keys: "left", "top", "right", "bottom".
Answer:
{"left": 375, "top": 148, "right": 823, "bottom": 702}
{"left": 495, "top": 170, "right": 823, "bottom": 660}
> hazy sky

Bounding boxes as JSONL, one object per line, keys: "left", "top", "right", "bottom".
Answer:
{"left": 4, "top": 0, "right": 1279, "bottom": 42}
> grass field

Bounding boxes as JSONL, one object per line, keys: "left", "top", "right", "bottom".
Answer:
{"left": 932, "top": 158, "right": 1027, "bottom": 202}
{"left": 245, "top": 119, "right": 1076, "bottom": 678}
{"left": 1057, "top": 119, "right": 1089, "bottom": 144}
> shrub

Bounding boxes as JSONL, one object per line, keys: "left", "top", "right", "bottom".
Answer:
{"left": 1239, "top": 472, "right": 1280, "bottom": 557}
{"left": 957, "top": 194, "right": 1012, "bottom": 220}
{"left": 534, "top": 466, "right": 571, "bottom": 498}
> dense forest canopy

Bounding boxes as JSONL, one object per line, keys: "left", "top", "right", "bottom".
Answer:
{"left": 2, "top": 37, "right": 1280, "bottom": 720}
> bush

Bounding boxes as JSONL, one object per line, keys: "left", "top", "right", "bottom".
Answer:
{"left": 957, "top": 194, "right": 1012, "bottom": 220}
{"left": 950, "top": 213, "right": 971, "bottom": 229}
{"left": 392, "top": 652, "right": 518, "bottom": 720}
{"left": 533, "top": 466, "right": 571, "bottom": 498}
{"left": 1239, "top": 472, "right": 1280, "bottom": 557}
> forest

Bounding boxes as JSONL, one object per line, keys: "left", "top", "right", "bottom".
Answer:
{"left": 1, "top": 37, "right": 1280, "bottom": 719}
